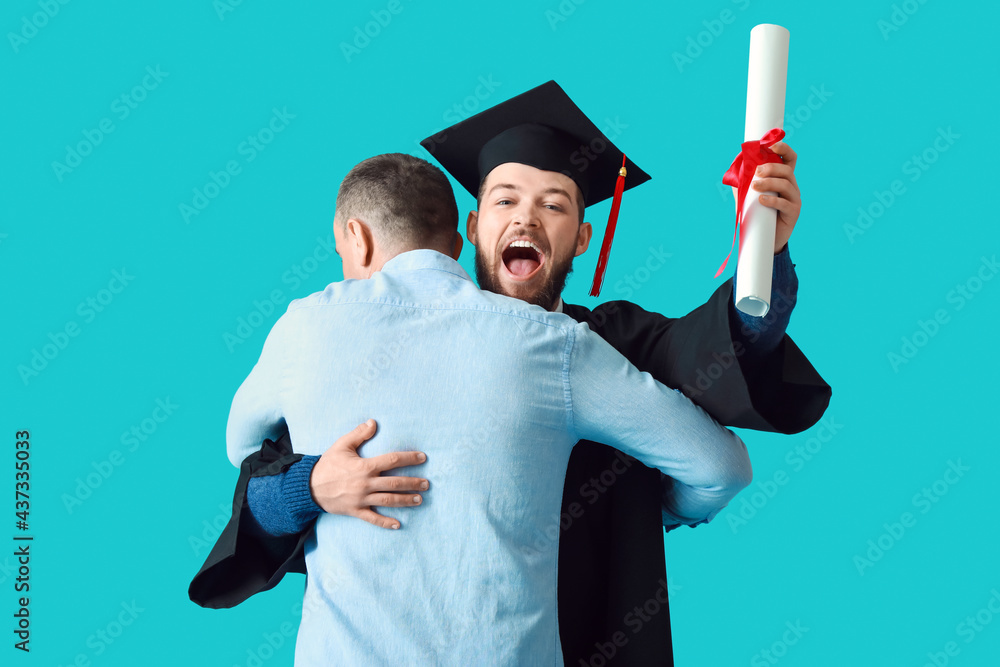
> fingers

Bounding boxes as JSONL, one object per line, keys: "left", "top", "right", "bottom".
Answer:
{"left": 365, "top": 492, "right": 423, "bottom": 508}
{"left": 752, "top": 176, "right": 799, "bottom": 203}
{"left": 757, "top": 192, "right": 798, "bottom": 215}
{"left": 755, "top": 161, "right": 794, "bottom": 180}
{"left": 368, "top": 475, "right": 430, "bottom": 493}
{"left": 331, "top": 419, "right": 378, "bottom": 454}
{"left": 768, "top": 141, "right": 797, "bottom": 170}
{"left": 369, "top": 449, "right": 427, "bottom": 473}
{"left": 355, "top": 508, "right": 401, "bottom": 530}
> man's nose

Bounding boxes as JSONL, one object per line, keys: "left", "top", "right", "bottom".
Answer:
{"left": 511, "top": 207, "right": 540, "bottom": 228}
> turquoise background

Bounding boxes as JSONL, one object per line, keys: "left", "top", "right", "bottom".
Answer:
{"left": 2, "top": 0, "right": 996, "bottom": 664}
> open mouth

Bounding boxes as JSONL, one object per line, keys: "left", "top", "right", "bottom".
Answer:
{"left": 501, "top": 238, "right": 545, "bottom": 281}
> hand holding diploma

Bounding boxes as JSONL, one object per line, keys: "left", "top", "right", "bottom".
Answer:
{"left": 751, "top": 139, "right": 801, "bottom": 254}
{"left": 718, "top": 24, "right": 803, "bottom": 316}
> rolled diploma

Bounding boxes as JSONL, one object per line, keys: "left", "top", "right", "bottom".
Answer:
{"left": 734, "top": 24, "right": 789, "bottom": 317}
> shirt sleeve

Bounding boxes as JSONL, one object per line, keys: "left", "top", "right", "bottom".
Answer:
{"left": 226, "top": 312, "right": 293, "bottom": 467}
{"left": 565, "top": 324, "right": 753, "bottom": 526}
{"left": 246, "top": 455, "right": 323, "bottom": 537}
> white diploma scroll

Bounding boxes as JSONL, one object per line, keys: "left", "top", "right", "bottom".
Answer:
{"left": 734, "top": 24, "right": 789, "bottom": 317}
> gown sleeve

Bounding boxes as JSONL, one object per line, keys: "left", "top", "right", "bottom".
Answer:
{"left": 188, "top": 433, "right": 311, "bottom": 609}
{"left": 566, "top": 275, "right": 831, "bottom": 434}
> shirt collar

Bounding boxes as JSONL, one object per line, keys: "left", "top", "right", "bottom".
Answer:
{"left": 380, "top": 250, "right": 564, "bottom": 311}
{"left": 379, "top": 249, "right": 472, "bottom": 282}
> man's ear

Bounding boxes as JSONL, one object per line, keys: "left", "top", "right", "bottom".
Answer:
{"left": 466, "top": 210, "right": 479, "bottom": 246}
{"left": 450, "top": 232, "right": 464, "bottom": 260}
{"left": 346, "top": 218, "right": 375, "bottom": 269}
{"left": 574, "top": 221, "right": 593, "bottom": 257}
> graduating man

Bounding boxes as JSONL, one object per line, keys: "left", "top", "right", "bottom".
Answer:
{"left": 190, "top": 81, "right": 831, "bottom": 665}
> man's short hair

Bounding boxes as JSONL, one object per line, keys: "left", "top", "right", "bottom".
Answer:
{"left": 476, "top": 174, "right": 586, "bottom": 224}
{"left": 335, "top": 153, "right": 458, "bottom": 250}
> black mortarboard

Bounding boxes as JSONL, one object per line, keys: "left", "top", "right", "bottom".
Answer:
{"left": 420, "top": 80, "right": 651, "bottom": 296}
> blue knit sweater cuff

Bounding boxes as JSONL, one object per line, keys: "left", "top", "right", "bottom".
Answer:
{"left": 284, "top": 455, "right": 322, "bottom": 525}
{"left": 730, "top": 245, "right": 798, "bottom": 357}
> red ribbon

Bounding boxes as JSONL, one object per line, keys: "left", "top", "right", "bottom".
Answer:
{"left": 715, "top": 128, "right": 785, "bottom": 278}
{"left": 589, "top": 155, "right": 628, "bottom": 297}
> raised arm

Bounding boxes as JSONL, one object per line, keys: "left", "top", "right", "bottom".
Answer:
{"left": 564, "top": 142, "right": 828, "bottom": 434}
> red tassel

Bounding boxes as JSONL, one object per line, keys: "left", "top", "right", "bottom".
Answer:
{"left": 589, "top": 155, "right": 628, "bottom": 297}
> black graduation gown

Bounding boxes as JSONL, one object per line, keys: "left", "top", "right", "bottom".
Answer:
{"left": 189, "top": 279, "right": 831, "bottom": 664}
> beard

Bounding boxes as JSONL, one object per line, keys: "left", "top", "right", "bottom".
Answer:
{"left": 474, "top": 247, "right": 574, "bottom": 311}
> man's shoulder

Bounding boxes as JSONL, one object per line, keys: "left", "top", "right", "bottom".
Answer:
{"left": 458, "top": 289, "right": 585, "bottom": 333}
{"left": 285, "top": 280, "right": 355, "bottom": 311}
{"left": 281, "top": 275, "right": 405, "bottom": 313}
{"left": 281, "top": 275, "right": 579, "bottom": 335}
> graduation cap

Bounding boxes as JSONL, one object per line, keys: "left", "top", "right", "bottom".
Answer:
{"left": 420, "top": 80, "right": 651, "bottom": 297}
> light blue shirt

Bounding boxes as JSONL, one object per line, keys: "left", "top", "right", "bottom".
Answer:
{"left": 226, "top": 249, "right": 752, "bottom": 666}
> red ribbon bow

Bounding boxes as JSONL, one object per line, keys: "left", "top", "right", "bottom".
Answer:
{"left": 715, "top": 127, "right": 785, "bottom": 278}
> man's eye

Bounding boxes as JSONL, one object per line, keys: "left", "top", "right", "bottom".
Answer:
{"left": 544, "top": 204, "right": 564, "bottom": 212}
{"left": 496, "top": 199, "right": 513, "bottom": 206}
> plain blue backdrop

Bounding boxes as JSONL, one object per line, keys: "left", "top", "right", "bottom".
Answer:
{"left": 2, "top": 1, "right": 997, "bottom": 665}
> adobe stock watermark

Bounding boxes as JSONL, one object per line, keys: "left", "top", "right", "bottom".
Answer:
{"left": 853, "top": 459, "right": 969, "bottom": 576}
{"left": 352, "top": 297, "right": 494, "bottom": 393}
{"left": 610, "top": 246, "right": 672, "bottom": 300}
{"left": 440, "top": 76, "right": 502, "bottom": 127}
{"left": 55, "top": 600, "right": 145, "bottom": 666}
{"left": 17, "top": 268, "right": 135, "bottom": 386}
{"left": 726, "top": 415, "right": 843, "bottom": 534}
{"left": 544, "top": 0, "right": 587, "bottom": 31}
{"left": 61, "top": 398, "right": 179, "bottom": 514}
{"left": 672, "top": 0, "right": 754, "bottom": 74}
{"left": 678, "top": 285, "right": 796, "bottom": 401}
{"left": 437, "top": 400, "right": 501, "bottom": 478}
{"left": 189, "top": 501, "right": 231, "bottom": 558}
{"left": 569, "top": 116, "right": 629, "bottom": 176}
{"left": 887, "top": 254, "right": 997, "bottom": 372}
{"left": 417, "top": 75, "right": 503, "bottom": 157}
{"left": 51, "top": 65, "right": 169, "bottom": 182}
{"left": 350, "top": 328, "right": 414, "bottom": 390}
{"left": 717, "top": 84, "right": 834, "bottom": 201}
{"left": 843, "top": 126, "right": 958, "bottom": 244}
{"left": 7, "top": 0, "right": 72, "bottom": 54}
{"left": 223, "top": 233, "right": 336, "bottom": 352}
{"left": 922, "top": 587, "right": 1000, "bottom": 667}
{"left": 0, "top": 555, "right": 18, "bottom": 586}
{"left": 179, "top": 106, "right": 295, "bottom": 224}
{"left": 750, "top": 620, "right": 809, "bottom": 667}
{"left": 580, "top": 576, "right": 682, "bottom": 667}
{"left": 229, "top": 569, "right": 341, "bottom": 667}
{"left": 878, "top": 0, "right": 932, "bottom": 41}
{"left": 235, "top": 620, "right": 298, "bottom": 667}
{"left": 340, "top": 0, "right": 406, "bottom": 63}
{"left": 519, "top": 448, "right": 639, "bottom": 559}
{"left": 214, "top": 0, "right": 247, "bottom": 21}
